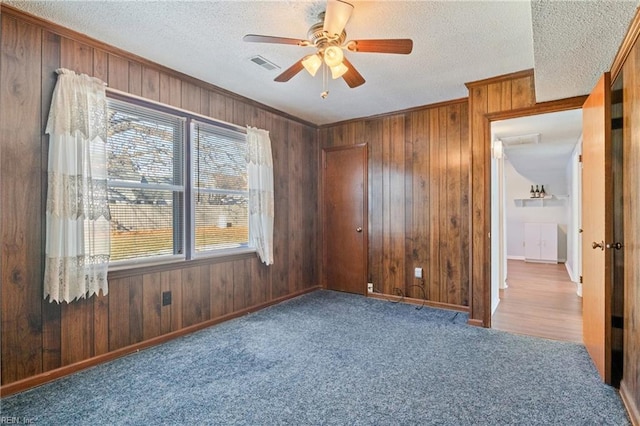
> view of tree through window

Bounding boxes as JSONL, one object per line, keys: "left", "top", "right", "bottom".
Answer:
{"left": 106, "top": 99, "right": 185, "bottom": 262}
{"left": 105, "top": 97, "right": 250, "bottom": 265}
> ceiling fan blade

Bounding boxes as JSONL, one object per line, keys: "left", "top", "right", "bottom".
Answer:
{"left": 323, "top": 0, "right": 354, "bottom": 38}
{"left": 347, "top": 39, "right": 413, "bottom": 54}
{"left": 341, "top": 57, "right": 365, "bottom": 88}
{"left": 243, "top": 34, "right": 310, "bottom": 46}
{"left": 274, "top": 59, "right": 305, "bottom": 82}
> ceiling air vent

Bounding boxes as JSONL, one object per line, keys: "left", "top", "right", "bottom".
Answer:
{"left": 499, "top": 133, "right": 541, "bottom": 147}
{"left": 249, "top": 55, "right": 280, "bottom": 71}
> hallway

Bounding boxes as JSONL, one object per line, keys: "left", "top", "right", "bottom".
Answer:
{"left": 492, "top": 260, "right": 582, "bottom": 343}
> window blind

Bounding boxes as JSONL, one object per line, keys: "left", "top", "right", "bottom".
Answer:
{"left": 192, "top": 121, "right": 249, "bottom": 253}
{"left": 106, "top": 99, "right": 185, "bottom": 262}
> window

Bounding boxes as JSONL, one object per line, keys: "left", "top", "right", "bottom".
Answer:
{"left": 192, "top": 121, "right": 249, "bottom": 253}
{"left": 106, "top": 95, "right": 249, "bottom": 267}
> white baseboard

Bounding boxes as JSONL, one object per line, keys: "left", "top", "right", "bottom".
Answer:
{"left": 506, "top": 255, "right": 525, "bottom": 261}
{"left": 564, "top": 263, "right": 582, "bottom": 297}
{"left": 523, "top": 259, "right": 558, "bottom": 264}
{"left": 511, "top": 256, "right": 566, "bottom": 264}
{"left": 565, "top": 262, "right": 577, "bottom": 283}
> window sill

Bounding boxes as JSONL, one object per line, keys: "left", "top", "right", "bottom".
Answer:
{"left": 108, "top": 248, "right": 257, "bottom": 280}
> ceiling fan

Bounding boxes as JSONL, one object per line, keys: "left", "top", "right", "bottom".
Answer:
{"left": 243, "top": 0, "right": 413, "bottom": 94}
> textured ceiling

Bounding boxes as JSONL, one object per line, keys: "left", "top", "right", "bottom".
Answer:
{"left": 532, "top": 0, "right": 638, "bottom": 103}
{"left": 4, "top": 0, "right": 638, "bottom": 125}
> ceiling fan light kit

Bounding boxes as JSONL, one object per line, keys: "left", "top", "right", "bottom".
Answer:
{"left": 323, "top": 45, "right": 344, "bottom": 67}
{"left": 301, "top": 50, "right": 348, "bottom": 80}
{"left": 302, "top": 53, "right": 322, "bottom": 76}
{"left": 329, "top": 62, "right": 349, "bottom": 79}
{"left": 243, "top": 0, "right": 413, "bottom": 97}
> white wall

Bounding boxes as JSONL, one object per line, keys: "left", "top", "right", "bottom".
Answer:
{"left": 504, "top": 159, "right": 568, "bottom": 261}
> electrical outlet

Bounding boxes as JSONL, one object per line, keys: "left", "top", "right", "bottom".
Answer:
{"left": 367, "top": 283, "right": 374, "bottom": 293}
{"left": 414, "top": 267, "right": 423, "bottom": 278}
{"left": 162, "top": 291, "right": 172, "bottom": 306}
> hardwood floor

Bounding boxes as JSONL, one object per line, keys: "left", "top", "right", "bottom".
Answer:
{"left": 492, "top": 260, "right": 583, "bottom": 343}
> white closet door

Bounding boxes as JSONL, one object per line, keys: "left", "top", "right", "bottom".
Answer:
{"left": 524, "top": 222, "right": 541, "bottom": 260}
{"left": 539, "top": 223, "right": 558, "bottom": 261}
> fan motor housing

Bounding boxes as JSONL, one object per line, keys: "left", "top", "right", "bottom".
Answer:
{"left": 307, "top": 19, "right": 346, "bottom": 48}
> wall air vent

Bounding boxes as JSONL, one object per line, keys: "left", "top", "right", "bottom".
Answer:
{"left": 499, "top": 133, "right": 541, "bottom": 147}
{"left": 249, "top": 55, "right": 280, "bottom": 71}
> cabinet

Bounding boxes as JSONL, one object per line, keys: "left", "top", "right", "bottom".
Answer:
{"left": 524, "top": 222, "right": 557, "bottom": 263}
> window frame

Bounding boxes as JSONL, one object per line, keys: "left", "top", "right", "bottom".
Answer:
{"left": 106, "top": 90, "right": 254, "bottom": 272}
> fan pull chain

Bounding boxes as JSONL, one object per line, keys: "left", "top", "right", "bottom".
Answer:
{"left": 321, "top": 63, "right": 329, "bottom": 99}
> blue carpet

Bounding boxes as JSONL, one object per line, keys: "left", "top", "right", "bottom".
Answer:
{"left": 0, "top": 290, "right": 630, "bottom": 425}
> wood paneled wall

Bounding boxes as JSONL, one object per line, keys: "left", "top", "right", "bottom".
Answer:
{"left": 318, "top": 99, "right": 470, "bottom": 309}
{"left": 0, "top": 8, "right": 318, "bottom": 391}
{"left": 619, "top": 8, "right": 640, "bottom": 422}
{"left": 465, "top": 70, "right": 536, "bottom": 326}
{"left": 318, "top": 71, "right": 535, "bottom": 314}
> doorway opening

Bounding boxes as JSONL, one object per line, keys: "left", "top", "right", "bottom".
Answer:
{"left": 490, "top": 109, "right": 583, "bottom": 343}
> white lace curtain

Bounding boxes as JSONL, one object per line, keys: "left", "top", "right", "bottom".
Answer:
{"left": 44, "top": 68, "right": 110, "bottom": 303}
{"left": 246, "top": 126, "right": 274, "bottom": 265}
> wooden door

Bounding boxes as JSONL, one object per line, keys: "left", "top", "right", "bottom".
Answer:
{"left": 322, "top": 144, "right": 367, "bottom": 294}
{"left": 621, "top": 46, "right": 640, "bottom": 421}
{"left": 582, "top": 73, "right": 612, "bottom": 383}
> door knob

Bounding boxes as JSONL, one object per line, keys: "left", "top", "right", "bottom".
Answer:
{"left": 606, "top": 242, "right": 623, "bottom": 250}
{"left": 356, "top": 227, "right": 363, "bottom": 233}
{"left": 592, "top": 241, "right": 604, "bottom": 250}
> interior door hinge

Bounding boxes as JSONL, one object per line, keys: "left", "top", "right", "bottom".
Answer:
{"left": 578, "top": 154, "right": 582, "bottom": 163}
{"left": 580, "top": 275, "right": 583, "bottom": 284}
